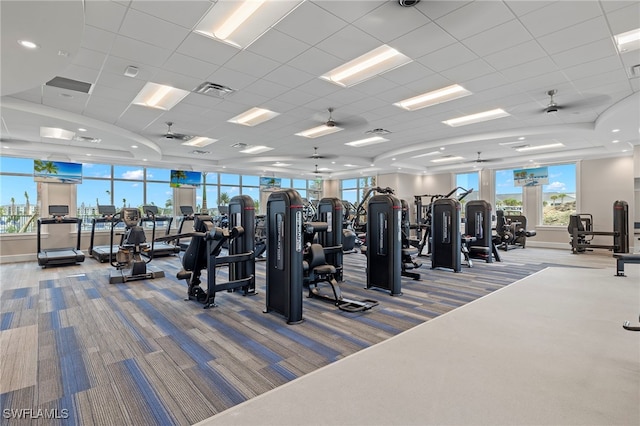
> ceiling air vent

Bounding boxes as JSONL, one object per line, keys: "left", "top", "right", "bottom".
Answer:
{"left": 191, "top": 150, "right": 210, "bottom": 155}
{"left": 73, "top": 135, "right": 101, "bottom": 143}
{"left": 45, "top": 76, "right": 92, "bottom": 94}
{"left": 365, "top": 128, "right": 391, "bottom": 135}
{"left": 193, "top": 82, "right": 235, "bottom": 98}
{"left": 231, "top": 142, "right": 248, "bottom": 149}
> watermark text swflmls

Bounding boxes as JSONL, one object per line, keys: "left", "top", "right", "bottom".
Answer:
{"left": 2, "top": 409, "right": 69, "bottom": 419}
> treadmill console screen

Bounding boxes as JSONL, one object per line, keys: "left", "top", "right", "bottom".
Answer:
{"left": 122, "top": 208, "right": 141, "bottom": 227}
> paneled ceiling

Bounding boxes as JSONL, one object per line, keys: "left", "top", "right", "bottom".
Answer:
{"left": 1, "top": 0, "right": 639, "bottom": 179}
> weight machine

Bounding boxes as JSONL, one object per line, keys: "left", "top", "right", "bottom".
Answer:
{"left": 567, "top": 200, "right": 629, "bottom": 254}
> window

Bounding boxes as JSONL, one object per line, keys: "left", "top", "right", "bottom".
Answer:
{"left": 542, "top": 163, "right": 576, "bottom": 226}
{"left": 1, "top": 157, "right": 39, "bottom": 233}
{"left": 494, "top": 168, "right": 522, "bottom": 214}
{"left": 455, "top": 172, "right": 480, "bottom": 210}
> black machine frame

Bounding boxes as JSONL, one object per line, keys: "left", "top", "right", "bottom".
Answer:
{"left": 568, "top": 200, "right": 629, "bottom": 254}
{"left": 89, "top": 204, "right": 120, "bottom": 263}
{"left": 37, "top": 205, "right": 85, "bottom": 267}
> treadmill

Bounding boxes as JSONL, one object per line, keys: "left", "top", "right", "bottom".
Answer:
{"left": 37, "top": 205, "right": 85, "bottom": 267}
{"left": 88, "top": 205, "right": 121, "bottom": 262}
{"left": 140, "top": 205, "right": 180, "bottom": 257}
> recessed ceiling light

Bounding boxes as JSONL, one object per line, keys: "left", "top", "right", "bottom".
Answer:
{"left": 391, "top": 157, "right": 396, "bottom": 161}
{"left": 345, "top": 136, "right": 388, "bottom": 147}
{"left": 515, "top": 143, "right": 564, "bottom": 152}
{"left": 131, "top": 82, "right": 189, "bottom": 110}
{"left": 143, "top": 159, "right": 147, "bottom": 162}
{"left": 131, "top": 145, "right": 138, "bottom": 149}
{"left": 40, "top": 127, "right": 75, "bottom": 140}
{"left": 239, "top": 145, "right": 273, "bottom": 154}
{"left": 18, "top": 40, "right": 38, "bottom": 49}
{"left": 228, "top": 107, "right": 279, "bottom": 126}
{"left": 182, "top": 137, "right": 217, "bottom": 147}
{"left": 295, "top": 124, "right": 343, "bottom": 138}
{"left": 518, "top": 136, "right": 526, "bottom": 140}
{"left": 194, "top": 0, "right": 303, "bottom": 49}
{"left": 77, "top": 128, "right": 87, "bottom": 132}
{"left": 614, "top": 27, "right": 640, "bottom": 52}
{"left": 86, "top": 154, "right": 91, "bottom": 156}
{"left": 344, "top": 163, "right": 359, "bottom": 167}
{"left": 612, "top": 140, "right": 620, "bottom": 143}
{"left": 612, "top": 129, "right": 620, "bottom": 133}
{"left": 320, "top": 44, "right": 412, "bottom": 87}
{"left": 431, "top": 156, "right": 464, "bottom": 163}
{"left": 440, "top": 147, "right": 445, "bottom": 150}
{"left": 442, "top": 108, "right": 510, "bottom": 127}
{"left": 272, "top": 162, "right": 292, "bottom": 167}
{"left": 393, "top": 84, "right": 471, "bottom": 111}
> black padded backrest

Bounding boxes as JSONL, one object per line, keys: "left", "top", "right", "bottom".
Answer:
{"left": 308, "top": 244, "right": 327, "bottom": 270}
{"left": 182, "top": 215, "right": 214, "bottom": 272}
{"left": 496, "top": 210, "right": 506, "bottom": 229}
{"left": 180, "top": 206, "right": 194, "bottom": 215}
{"left": 567, "top": 214, "right": 584, "bottom": 233}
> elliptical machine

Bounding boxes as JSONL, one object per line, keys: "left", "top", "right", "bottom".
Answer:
{"left": 109, "top": 208, "right": 164, "bottom": 284}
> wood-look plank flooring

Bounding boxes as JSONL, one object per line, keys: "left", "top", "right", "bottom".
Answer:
{"left": 0, "top": 247, "right": 616, "bottom": 425}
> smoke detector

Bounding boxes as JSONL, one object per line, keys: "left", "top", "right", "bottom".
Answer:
{"left": 398, "top": 0, "right": 420, "bottom": 6}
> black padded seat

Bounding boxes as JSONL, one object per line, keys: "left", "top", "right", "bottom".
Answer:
{"left": 313, "top": 264, "right": 337, "bottom": 275}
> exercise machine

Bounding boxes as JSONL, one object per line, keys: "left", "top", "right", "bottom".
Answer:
{"left": 415, "top": 187, "right": 473, "bottom": 257}
{"left": 303, "top": 221, "right": 378, "bottom": 312}
{"left": 614, "top": 253, "right": 640, "bottom": 331}
{"left": 89, "top": 204, "right": 121, "bottom": 262}
{"left": 465, "top": 200, "right": 501, "bottom": 263}
{"left": 176, "top": 205, "right": 196, "bottom": 251}
{"left": 254, "top": 214, "right": 267, "bottom": 261}
{"left": 174, "top": 206, "right": 256, "bottom": 308}
{"left": 568, "top": 200, "right": 629, "bottom": 254}
{"left": 109, "top": 208, "right": 164, "bottom": 283}
{"left": 365, "top": 192, "right": 403, "bottom": 295}
{"left": 140, "top": 205, "right": 180, "bottom": 257}
{"left": 400, "top": 199, "right": 422, "bottom": 280}
{"left": 265, "top": 189, "right": 304, "bottom": 323}
{"left": 495, "top": 210, "right": 537, "bottom": 251}
{"left": 37, "top": 205, "right": 85, "bottom": 267}
{"left": 431, "top": 198, "right": 461, "bottom": 272}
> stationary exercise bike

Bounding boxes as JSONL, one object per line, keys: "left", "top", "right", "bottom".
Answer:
{"left": 109, "top": 207, "right": 164, "bottom": 283}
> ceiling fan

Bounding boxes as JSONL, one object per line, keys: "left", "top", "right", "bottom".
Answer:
{"left": 308, "top": 146, "right": 337, "bottom": 160}
{"left": 159, "top": 122, "right": 192, "bottom": 141}
{"left": 312, "top": 107, "right": 368, "bottom": 129}
{"left": 541, "top": 89, "right": 610, "bottom": 115}
{"left": 467, "top": 151, "right": 500, "bottom": 163}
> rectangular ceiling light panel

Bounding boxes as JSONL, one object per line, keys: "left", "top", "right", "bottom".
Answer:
{"left": 442, "top": 108, "right": 510, "bottom": 127}
{"left": 240, "top": 145, "right": 273, "bottom": 154}
{"left": 431, "top": 156, "right": 464, "bottom": 163}
{"left": 320, "top": 45, "right": 412, "bottom": 87}
{"left": 194, "top": 0, "right": 303, "bottom": 49}
{"left": 411, "top": 151, "right": 440, "bottom": 158}
{"left": 614, "top": 27, "right": 640, "bottom": 52}
{"left": 181, "top": 137, "right": 217, "bottom": 147}
{"left": 132, "top": 82, "right": 190, "bottom": 110}
{"left": 40, "top": 127, "right": 75, "bottom": 140}
{"left": 345, "top": 136, "right": 389, "bottom": 147}
{"left": 515, "top": 143, "right": 564, "bottom": 152}
{"left": 228, "top": 107, "right": 279, "bottom": 126}
{"left": 295, "top": 124, "right": 343, "bottom": 138}
{"left": 394, "top": 84, "right": 472, "bottom": 111}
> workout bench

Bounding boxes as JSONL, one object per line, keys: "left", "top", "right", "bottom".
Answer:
{"left": 614, "top": 253, "right": 640, "bottom": 277}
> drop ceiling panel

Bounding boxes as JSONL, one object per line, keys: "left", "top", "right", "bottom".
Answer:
{"left": 287, "top": 47, "right": 342, "bottom": 75}
{"left": 176, "top": 33, "right": 240, "bottom": 66}
{"left": 84, "top": 1, "right": 128, "bottom": 33}
{"left": 518, "top": 1, "right": 604, "bottom": 38}
{"left": 352, "top": 1, "right": 431, "bottom": 42}
{"left": 315, "top": 25, "right": 381, "bottom": 61}
{"left": 461, "top": 19, "right": 533, "bottom": 57}
{"left": 243, "top": 79, "right": 292, "bottom": 100}
{"left": 435, "top": 1, "right": 515, "bottom": 40}
{"left": 440, "top": 58, "right": 496, "bottom": 84}
{"left": 224, "top": 51, "right": 282, "bottom": 79}
{"left": 247, "top": 29, "right": 311, "bottom": 64}
{"left": 274, "top": 2, "right": 347, "bottom": 46}
{"left": 101, "top": 56, "right": 159, "bottom": 82}
{"left": 96, "top": 71, "right": 146, "bottom": 93}
{"left": 71, "top": 48, "right": 108, "bottom": 71}
{"left": 483, "top": 40, "right": 548, "bottom": 71}
{"left": 116, "top": 106, "right": 165, "bottom": 131}
{"left": 110, "top": 35, "right": 173, "bottom": 68}
{"left": 500, "top": 57, "right": 560, "bottom": 83}
{"left": 313, "top": 0, "right": 386, "bottom": 24}
{"left": 562, "top": 56, "right": 629, "bottom": 82}
{"left": 56, "top": 64, "right": 100, "bottom": 87}
{"left": 604, "top": 3, "right": 640, "bottom": 34}
{"left": 163, "top": 53, "right": 219, "bottom": 80}
{"left": 118, "top": 8, "right": 191, "bottom": 51}
{"left": 84, "top": 96, "right": 131, "bottom": 123}
{"left": 391, "top": 22, "right": 456, "bottom": 59}
{"left": 550, "top": 38, "right": 617, "bottom": 69}
{"left": 262, "top": 65, "right": 315, "bottom": 90}
{"left": 129, "top": 0, "right": 212, "bottom": 29}
{"left": 417, "top": 42, "right": 477, "bottom": 73}
{"left": 81, "top": 25, "right": 117, "bottom": 53}
{"left": 536, "top": 17, "right": 612, "bottom": 55}
{"left": 503, "top": 0, "right": 554, "bottom": 17}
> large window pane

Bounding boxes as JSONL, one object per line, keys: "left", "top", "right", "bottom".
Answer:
{"left": 114, "top": 165, "right": 144, "bottom": 180}
{"left": 280, "top": 178, "right": 291, "bottom": 188}
{"left": 78, "top": 179, "right": 112, "bottom": 228}
{"left": 242, "top": 175, "right": 259, "bottom": 186}
{"left": 495, "top": 168, "right": 522, "bottom": 214}
{"left": 542, "top": 163, "right": 576, "bottom": 225}
{"left": 114, "top": 180, "right": 143, "bottom": 209}
{"left": 1, "top": 157, "right": 34, "bottom": 173}
{"left": 0, "top": 175, "right": 39, "bottom": 233}
{"left": 146, "top": 182, "right": 173, "bottom": 215}
{"left": 198, "top": 184, "right": 218, "bottom": 213}
{"left": 145, "top": 167, "right": 171, "bottom": 182}
{"left": 456, "top": 172, "right": 480, "bottom": 205}
{"left": 82, "top": 162, "right": 111, "bottom": 179}
{"left": 242, "top": 187, "right": 259, "bottom": 207}
{"left": 292, "top": 179, "right": 306, "bottom": 189}
{"left": 220, "top": 173, "right": 239, "bottom": 185}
